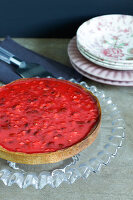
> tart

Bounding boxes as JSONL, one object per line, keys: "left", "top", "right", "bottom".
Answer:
{"left": 0, "top": 78, "right": 101, "bottom": 164}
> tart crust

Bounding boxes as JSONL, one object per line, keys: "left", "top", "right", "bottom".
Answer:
{"left": 0, "top": 78, "right": 101, "bottom": 164}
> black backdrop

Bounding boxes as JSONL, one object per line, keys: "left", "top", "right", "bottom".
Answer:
{"left": 0, "top": 0, "right": 133, "bottom": 38}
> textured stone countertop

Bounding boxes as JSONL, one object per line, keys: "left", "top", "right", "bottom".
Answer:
{"left": 0, "top": 38, "right": 132, "bottom": 200}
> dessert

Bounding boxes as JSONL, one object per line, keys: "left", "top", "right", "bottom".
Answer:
{"left": 0, "top": 78, "right": 101, "bottom": 164}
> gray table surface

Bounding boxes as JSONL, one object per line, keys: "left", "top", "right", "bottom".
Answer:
{"left": 0, "top": 39, "right": 132, "bottom": 200}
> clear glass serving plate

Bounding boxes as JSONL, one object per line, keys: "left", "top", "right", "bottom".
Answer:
{"left": 0, "top": 78, "right": 125, "bottom": 189}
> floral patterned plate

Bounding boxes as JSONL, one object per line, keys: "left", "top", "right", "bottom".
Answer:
{"left": 77, "top": 14, "right": 133, "bottom": 67}
{"left": 68, "top": 37, "right": 133, "bottom": 82}
{"left": 78, "top": 43, "right": 133, "bottom": 70}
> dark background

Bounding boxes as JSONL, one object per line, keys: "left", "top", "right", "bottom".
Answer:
{"left": 0, "top": 0, "right": 133, "bottom": 38}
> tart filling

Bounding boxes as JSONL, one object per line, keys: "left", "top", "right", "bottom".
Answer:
{"left": 0, "top": 78, "right": 101, "bottom": 155}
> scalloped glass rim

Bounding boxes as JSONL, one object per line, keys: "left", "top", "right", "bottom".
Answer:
{"left": 0, "top": 77, "right": 125, "bottom": 189}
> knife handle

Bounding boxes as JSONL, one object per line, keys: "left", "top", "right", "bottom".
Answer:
{"left": 0, "top": 47, "right": 26, "bottom": 68}
{"left": 0, "top": 47, "right": 14, "bottom": 64}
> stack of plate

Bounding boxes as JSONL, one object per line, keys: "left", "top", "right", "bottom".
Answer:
{"left": 68, "top": 14, "right": 133, "bottom": 86}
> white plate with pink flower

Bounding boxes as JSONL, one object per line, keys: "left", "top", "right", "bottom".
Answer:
{"left": 77, "top": 14, "right": 133, "bottom": 70}
{"left": 77, "top": 42, "right": 133, "bottom": 70}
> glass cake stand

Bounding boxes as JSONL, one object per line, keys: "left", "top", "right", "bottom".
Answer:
{"left": 0, "top": 78, "right": 125, "bottom": 189}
